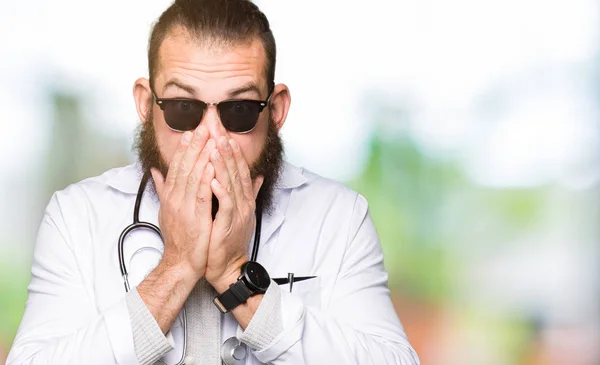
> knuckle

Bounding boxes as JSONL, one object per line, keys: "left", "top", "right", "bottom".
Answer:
{"left": 241, "top": 171, "right": 251, "bottom": 183}
{"left": 191, "top": 133, "right": 205, "bottom": 148}
{"left": 187, "top": 173, "right": 199, "bottom": 185}
{"left": 166, "top": 168, "right": 177, "bottom": 180}
{"left": 188, "top": 140, "right": 199, "bottom": 150}
{"left": 231, "top": 170, "right": 240, "bottom": 184}
{"left": 178, "top": 160, "right": 189, "bottom": 173}
{"left": 196, "top": 191, "right": 209, "bottom": 205}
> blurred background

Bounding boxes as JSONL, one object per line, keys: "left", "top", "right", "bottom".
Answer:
{"left": 1, "top": 0, "right": 599, "bottom": 364}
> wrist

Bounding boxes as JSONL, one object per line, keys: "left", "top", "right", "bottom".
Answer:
{"left": 212, "top": 261, "right": 270, "bottom": 315}
{"left": 137, "top": 258, "right": 201, "bottom": 334}
{"left": 157, "top": 257, "right": 202, "bottom": 283}
{"left": 211, "top": 268, "right": 242, "bottom": 294}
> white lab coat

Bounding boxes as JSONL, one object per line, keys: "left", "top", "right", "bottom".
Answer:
{"left": 7, "top": 162, "right": 419, "bottom": 365}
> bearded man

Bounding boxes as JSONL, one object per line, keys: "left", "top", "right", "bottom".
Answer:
{"left": 7, "top": 1, "right": 419, "bottom": 364}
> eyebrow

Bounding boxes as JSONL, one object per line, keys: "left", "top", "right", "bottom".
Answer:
{"left": 227, "top": 82, "right": 262, "bottom": 99}
{"left": 163, "top": 79, "right": 197, "bottom": 96}
{"left": 162, "top": 79, "right": 263, "bottom": 99}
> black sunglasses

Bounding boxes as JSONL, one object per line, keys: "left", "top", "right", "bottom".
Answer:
{"left": 152, "top": 89, "right": 273, "bottom": 134}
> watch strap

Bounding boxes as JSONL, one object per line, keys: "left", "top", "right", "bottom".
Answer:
{"left": 213, "top": 280, "right": 253, "bottom": 313}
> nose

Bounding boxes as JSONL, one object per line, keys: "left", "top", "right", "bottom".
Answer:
{"left": 201, "top": 104, "right": 228, "bottom": 141}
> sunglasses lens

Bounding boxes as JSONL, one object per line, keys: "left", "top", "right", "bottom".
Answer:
{"left": 218, "top": 101, "right": 262, "bottom": 133}
{"left": 162, "top": 100, "right": 205, "bottom": 131}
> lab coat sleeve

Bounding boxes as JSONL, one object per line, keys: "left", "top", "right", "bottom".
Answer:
{"left": 6, "top": 193, "right": 139, "bottom": 365}
{"left": 247, "top": 194, "right": 420, "bottom": 365}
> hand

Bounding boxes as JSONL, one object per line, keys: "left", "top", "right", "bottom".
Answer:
{"left": 205, "top": 136, "right": 264, "bottom": 292}
{"left": 150, "top": 126, "right": 217, "bottom": 279}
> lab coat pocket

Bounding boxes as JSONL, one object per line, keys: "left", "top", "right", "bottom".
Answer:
{"left": 288, "top": 276, "right": 321, "bottom": 309}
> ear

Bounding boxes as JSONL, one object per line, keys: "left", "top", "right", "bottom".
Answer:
{"left": 133, "top": 78, "right": 153, "bottom": 124}
{"left": 268, "top": 83, "right": 291, "bottom": 131}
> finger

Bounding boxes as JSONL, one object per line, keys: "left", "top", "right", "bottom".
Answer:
{"left": 217, "top": 137, "right": 244, "bottom": 205}
{"left": 183, "top": 138, "right": 216, "bottom": 210}
{"left": 172, "top": 126, "right": 209, "bottom": 202}
{"left": 210, "top": 147, "right": 235, "bottom": 207}
{"left": 195, "top": 162, "right": 215, "bottom": 220}
{"left": 253, "top": 175, "right": 264, "bottom": 201}
{"left": 211, "top": 175, "right": 234, "bottom": 226}
{"left": 164, "top": 132, "right": 192, "bottom": 195}
{"left": 228, "top": 139, "right": 254, "bottom": 203}
{"left": 150, "top": 168, "right": 166, "bottom": 200}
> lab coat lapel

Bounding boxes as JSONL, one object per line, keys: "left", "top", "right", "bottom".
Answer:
{"left": 257, "top": 200, "right": 285, "bottom": 255}
{"left": 255, "top": 163, "right": 308, "bottom": 263}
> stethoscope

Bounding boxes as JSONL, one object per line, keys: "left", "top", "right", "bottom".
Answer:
{"left": 118, "top": 172, "right": 262, "bottom": 365}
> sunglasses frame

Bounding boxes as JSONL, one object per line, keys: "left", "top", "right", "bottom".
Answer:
{"left": 152, "top": 87, "right": 274, "bottom": 134}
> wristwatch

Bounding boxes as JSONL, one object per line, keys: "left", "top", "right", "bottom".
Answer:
{"left": 213, "top": 261, "right": 271, "bottom": 313}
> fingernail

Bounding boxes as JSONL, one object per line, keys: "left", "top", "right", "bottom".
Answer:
{"left": 182, "top": 132, "right": 192, "bottom": 144}
{"left": 229, "top": 139, "right": 238, "bottom": 151}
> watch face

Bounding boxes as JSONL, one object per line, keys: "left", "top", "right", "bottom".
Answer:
{"left": 244, "top": 261, "right": 270, "bottom": 290}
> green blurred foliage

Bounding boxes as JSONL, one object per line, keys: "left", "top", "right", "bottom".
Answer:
{"left": 347, "top": 123, "right": 554, "bottom": 364}
{"left": 350, "top": 130, "right": 464, "bottom": 302}
{"left": 0, "top": 254, "right": 29, "bottom": 347}
{"left": 349, "top": 127, "right": 547, "bottom": 304}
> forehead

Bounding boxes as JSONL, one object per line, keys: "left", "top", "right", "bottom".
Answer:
{"left": 155, "top": 27, "right": 267, "bottom": 94}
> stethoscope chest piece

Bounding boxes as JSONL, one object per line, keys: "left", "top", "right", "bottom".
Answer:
{"left": 221, "top": 337, "right": 248, "bottom": 365}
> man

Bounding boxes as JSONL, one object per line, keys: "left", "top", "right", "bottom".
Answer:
{"left": 7, "top": 0, "right": 419, "bottom": 364}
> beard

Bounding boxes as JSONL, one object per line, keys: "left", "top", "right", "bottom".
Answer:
{"left": 134, "top": 109, "right": 284, "bottom": 215}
